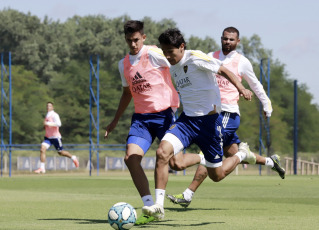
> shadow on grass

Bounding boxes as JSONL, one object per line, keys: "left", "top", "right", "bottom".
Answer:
{"left": 166, "top": 207, "right": 228, "bottom": 212}
{"left": 39, "top": 218, "right": 225, "bottom": 228}
{"left": 136, "top": 219, "right": 225, "bottom": 228}
{"left": 38, "top": 218, "right": 107, "bottom": 224}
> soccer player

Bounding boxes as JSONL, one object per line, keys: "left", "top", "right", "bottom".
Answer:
{"left": 34, "top": 102, "right": 79, "bottom": 173}
{"left": 104, "top": 20, "right": 186, "bottom": 225}
{"left": 167, "top": 27, "right": 286, "bottom": 208}
{"left": 142, "top": 28, "right": 255, "bottom": 220}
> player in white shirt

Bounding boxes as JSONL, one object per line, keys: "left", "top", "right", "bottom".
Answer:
{"left": 142, "top": 28, "right": 255, "bottom": 220}
{"left": 167, "top": 27, "right": 285, "bottom": 208}
{"left": 34, "top": 102, "right": 79, "bottom": 173}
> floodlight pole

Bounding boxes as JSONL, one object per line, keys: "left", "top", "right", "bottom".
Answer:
{"left": 89, "top": 54, "right": 100, "bottom": 176}
{"left": 293, "top": 80, "right": 298, "bottom": 175}
{"left": 259, "top": 58, "right": 271, "bottom": 175}
{"left": 1, "top": 52, "right": 12, "bottom": 177}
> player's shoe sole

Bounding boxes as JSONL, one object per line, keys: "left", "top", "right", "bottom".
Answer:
{"left": 239, "top": 142, "right": 256, "bottom": 164}
{"left": 142, "top": 204, "right": 164, "bottom": 220}
{"left": 34, "top": 168, "right": 46, "bottom": 174}
{"left": 166, "top": 194, "right": 191, "bottom": 208}
{"left": 270, "top": 154, "right": 285, "bottom": 179}
{"left": 135, "top": 214, "right": 155, "bottom": 225}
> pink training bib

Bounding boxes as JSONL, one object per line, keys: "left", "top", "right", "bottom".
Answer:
{"left": 123, "top": 46, "right": 179, "bottom": 113}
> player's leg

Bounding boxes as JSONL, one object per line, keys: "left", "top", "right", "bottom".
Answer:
{"left": 168, "top": 151, "right": 202, "bottom": 171}
{"left": 142, "top": 138, "right": 175, "bottom": 220}
{"left": 167, "top": 164, "right": 207, "bottom": 208}
{"left": 125, "top": 142, "right": 150, "bottom": 198}
{"left": 128, "top": 111, "right": 171, "bottom": 225}
{"left": 34, "top": 138, "right": 50, "bottom": 173}
{"left": 125, "top": 140, "right": 156, "bottom": 225}
{"left": 228, "top": 143, "right": 285, "bottom": 178}
{"left": 55, "top": 138, "right": 79, "bottom": 167}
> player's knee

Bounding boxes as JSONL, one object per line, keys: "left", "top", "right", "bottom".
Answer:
{"left": 40, "top": 146, "right": 46, "bottom": 154}
{"left": 156, "top": 146, "right": 171, "bottom": 163}
{"left": 124, "top": 154, "right": 142, "bottom": 167}
{"left": 207, "top": 171, "right": 224, "bottom": 182}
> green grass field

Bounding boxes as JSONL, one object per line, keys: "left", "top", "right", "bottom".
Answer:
{"left": 0, "top": 172, "right": 318, "bottom": 230}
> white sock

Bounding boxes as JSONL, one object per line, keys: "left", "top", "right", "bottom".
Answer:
{"left": 40, "top": 162, "right": 45, "bottom": 170}
{"left": 142, "top": 195, "right": 154, "bottom": 207}
{"left": 155, "top": 189, "right": 165, "bottom": 206}
{"left": 265, "top": 157, "right": 274, "bottom": 167}
{"left": 235, "top": 151, "right": 245, "bottom": 162}
{"left": 71, "top": 155, "right": 77, "bottom": 160}
{"left": 183, "top": 188, "right": 194, "bottom": 201}
{"left": 199, "top": 154, "right": 206, "bottom": 166}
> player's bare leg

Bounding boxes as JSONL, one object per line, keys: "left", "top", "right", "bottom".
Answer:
{"left": 34, "top": 145, "right": 47, "bottom": 173}
{"left": 58, "top": 150, "right": 79, "bottom": 167}
{"left": 142, "top": 140, "right": 175, "bottom": 220}
{"left": 125, "top": 144, "right": 150, "bottom": 198}
{"left": 125, "top": 144, "right": 156, "bottom": 225}
{"left": 169, "top": 152, "right": 201, "bottom": 171}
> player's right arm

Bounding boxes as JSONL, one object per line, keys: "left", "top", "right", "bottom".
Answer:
{"left": 104, "top": 86, "right": 132, "bottom": 139}
{"left": 104, "top": 59, "right": 132, "bottom": 139}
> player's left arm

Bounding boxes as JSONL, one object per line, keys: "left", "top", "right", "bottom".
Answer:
{"left": 240, "top": 58, "right": 273, "bottom": 117}
{"left": 45, "top": 113, "right": 62, "bottom": 127}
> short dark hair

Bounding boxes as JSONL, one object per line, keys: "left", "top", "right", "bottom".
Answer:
{"left": 158, "top": 28, "right": 187, "bottom": 49}
{"left": 223, "top": 27, "right": 240, "bottom": 38}
{"left": 124, "top": 20, "right": 144, "bottom": 35}
{"left": 47, "top": 101, "right": 54, "bottom": 105}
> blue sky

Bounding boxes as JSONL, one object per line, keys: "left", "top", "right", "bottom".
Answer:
{"left": 2, "top": 0, "right": 318, "bottom": 105}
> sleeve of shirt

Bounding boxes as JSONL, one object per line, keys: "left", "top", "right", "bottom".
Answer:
{"left": 191, "top": 50, "right": 221, "bottom": 73}
{"left": 148, "top": 47, "right": 171, "bottom": 68}
{"left": 118, "top": 58, "right": 129, "bottom": 87}
{"left": 53, "top": 112, "right": 62, "bottom": 127}
{"left": 46, "top": 112, "right": 62, "bottom": 127}
{"left": 239, "top": 56, "right": 273, "bottom": 117}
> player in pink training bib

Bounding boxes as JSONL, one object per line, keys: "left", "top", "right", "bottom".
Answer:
{"left": 34, "top": 102, "right": 79, "bottom": 174}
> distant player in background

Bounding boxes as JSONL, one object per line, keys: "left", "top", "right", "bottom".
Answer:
{"left": 167, "top": 27, "right": 285, "bottom": 209}
{"left": 104, "top": 20, "right": 183, "bottom": 225}
{"left": 34, "top": 102, "right": 79, "bottom": 174}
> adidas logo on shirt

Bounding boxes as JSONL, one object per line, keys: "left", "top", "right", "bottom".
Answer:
{"left": 132, "top": 71, "right": 146, "bottom": 85}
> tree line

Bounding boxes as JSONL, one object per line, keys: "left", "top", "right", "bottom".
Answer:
{"left": 1, "top": 9, "right": 318, "bottom": 154}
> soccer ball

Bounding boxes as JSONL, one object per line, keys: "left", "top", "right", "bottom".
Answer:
{"left": 108, "top": 202, "right": 137, "bottom": 230}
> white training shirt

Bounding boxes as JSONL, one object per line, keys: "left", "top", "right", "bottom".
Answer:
{"left": 45, "top": 110, "right": 61, "bottom": 127}
{"left": 118, "top": 45, "right": 171, "bottom": 87}
{"left": 207, "top": 50, "right": 273, "bottom": 117}
{"left": 170, "top": 50, "right": 222, "bottom": 117}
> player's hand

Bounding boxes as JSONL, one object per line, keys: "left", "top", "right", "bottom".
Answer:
{"left": 104, "top": 121, "right": 118, "bottom": 139}
{"left": 239, "top": 88, "right": 253, "bottom": 101}
{"left": 264, "top": 111, "right": 271, "bottom": 119}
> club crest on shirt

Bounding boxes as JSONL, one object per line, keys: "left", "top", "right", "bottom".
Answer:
{"left": 183, "top": 65, "right": 188, "bottom": 73}
{"left": 169, "top": 124, "right": 176, "bottom": 130}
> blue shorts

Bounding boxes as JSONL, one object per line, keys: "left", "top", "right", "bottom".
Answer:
{"left": 42, "top": 137, "right": 63, "bottom": 151}
{"left": 127, "top": 107, "right": 176, "bottom": 154}
{"left": 220, "top": 112, "right": 240, "bottom": 146}
{"left": 165, "top": 112, "right": 224, "bottom": 164}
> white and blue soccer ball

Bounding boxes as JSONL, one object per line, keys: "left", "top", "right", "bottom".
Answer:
{"left": 108, "top": 202, "right": 137, "bottom": 230}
